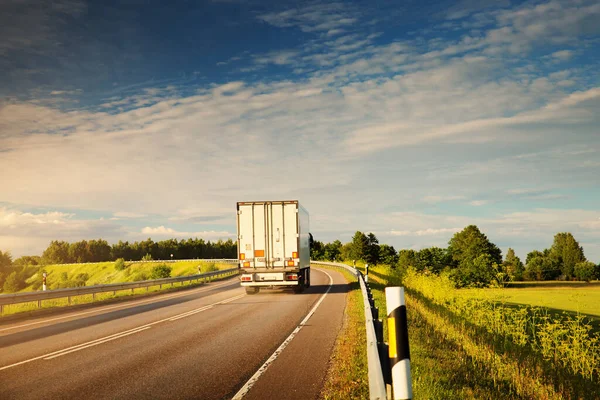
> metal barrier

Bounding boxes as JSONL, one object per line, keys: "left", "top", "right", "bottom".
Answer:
{"left": 311, "top": 261, "right": 388, "bottom": 400}
{"left": 0, "top": 267, "right": 240, "bottom": 313}
{"left": 50, "top": 259, "right": 240, "bottom": 267}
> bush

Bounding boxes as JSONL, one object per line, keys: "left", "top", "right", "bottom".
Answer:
{"left": 574, "top": 261, "right": 596, "bottom": 282}
{"left": 150, "top": 264, "right": 172, "bottom": 279}
{"left": 115, "top": 258, "right": 126, "bottom": 271}
{"left": 132, "top": 272, "right": 149, "bottom": 281}
{"left": 2, "top": 271, "right": 25, "bottom": 293}
{"left": 141, "top": 253, "right": 153, "bottom": 261}
{"left": 200, "top": 262, "right": 219, "bottom": 273}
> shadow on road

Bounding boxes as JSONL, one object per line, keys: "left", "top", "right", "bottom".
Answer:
{"left": 0, "top": 281, "right": 239, "bottom": 349}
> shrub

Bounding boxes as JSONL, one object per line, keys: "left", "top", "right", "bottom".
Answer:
{"left": 114, "top": 258, "right": 126, "bottom": 271}
{"left": 574, "top": 261, "right": 596, "bottom": 282}
{"left": 2, "top": 271, "right": 25, "bottom": 293}
{"left": 150, "top": 264, "right": 172, "bottom": 279}
{"left": 132, "top": 272, "right": 149, "bottom": 282}
{"left": 141, "top": 253, "right": 153, "bottom": 261}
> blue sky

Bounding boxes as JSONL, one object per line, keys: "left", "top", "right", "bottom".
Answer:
{"left": 1, "top": 0, "right": 599, "bottom": 261}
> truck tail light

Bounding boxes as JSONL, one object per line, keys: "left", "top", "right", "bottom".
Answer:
{"left": 286, "top": 274, "right": 298, "bottom": 280}
{"left": 292, "top": 252, "right": 298, "bottom": 258}
{"left": 240, "top": 253, "right": 245, "bottom": 260}
{"left": 241, "top": 276, "right": 252, "bottom": 282}
{"left": 243, "top": 261, "right": 250, "bottom": 268}
{"left": 287, "top": 260, "right": 294, "bottom": 266}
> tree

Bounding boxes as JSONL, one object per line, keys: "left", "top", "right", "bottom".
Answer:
{"left": 503, "top": 248, "right": 524, "bottom": 281}
{"left": 323, "top": 240, "right": 342, "bottom": 261}
{"left": 2, "top": 271, "right": 24, "bottom": 293}
{"left": 548, "top": 233, "right": 585, "bottom": 279}
{"left": 574, "top": 261, "right": 596, "bottom": 282}
{"left": 449, "top": 253, "right": 500, "bottom": 288}
{"left": 447, "top": 226, "right": 502, "bottom": 287}
{"left": 379, "top": 244, "right": 398, "bottom": 266}
{"left": 365, "top": 233, "right": 380, "bottom": 264}
{"left": 42, "top": 241, "right": 70, "bottom": 264}
{"left": 69, "top": 240, "right": 91, "bottom": 263}
{"left": 447, "top": 225, "right": 502, "bottom": 267}
{"left": 310, "top": 240, "right": 325, "bottom": 260}
{"left": 417, "top": 247, "right": 449, "bottom": 274}
{"left": 524, "top": 250, "right": 560, "bottom": 281}
{"left": 348, "top": 231, "right": 369, "bottom": 262}
{"left": 0, "top": 250, "right": 12, "bottom": 289}
{"left": 397, "top": 249, "right": 419, "bottom": 271}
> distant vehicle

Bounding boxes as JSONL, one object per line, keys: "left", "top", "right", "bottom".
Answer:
{"left": 237, "top": 200, "right": 311, "bottom": 294}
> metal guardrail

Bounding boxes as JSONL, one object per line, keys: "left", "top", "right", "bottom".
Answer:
{"left": 0, "top": 268, "right": 240, "bottom": 312}
{"left": 50, "top": 259, "right": 239, "bottom": 267}
{"left": 311, "top": 261, "right": 388, "bottom": 400}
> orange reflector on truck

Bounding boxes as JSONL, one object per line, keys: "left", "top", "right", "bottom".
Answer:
{"left": 240, "top": 253, "right": 245, "bottom": 260}
{"left": 287, "top": 274, "right": 298, "bottom": 280}
{"left": 292, "top": 252, "right": 298, "bottom": 258}
{"left": 243, "top": 261, "right": 250, "bottom": 268}
{"left": 254, "top": 250, "right": 264, "bottom": 257}
{"left": 287, "top": 260, "right": 294, "bottom": 266}
{"left": 241, "top": 276, "right": 252, "bottom": 282}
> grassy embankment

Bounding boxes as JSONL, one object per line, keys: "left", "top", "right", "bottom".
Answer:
{"left": 317, "top": 264, "right": 369, "bottom": 400}
{"left": 0, "top": 260, "right": 236, "bottom": 317}
{"left": 366, "top": 264, "right": 600, "bottom": 399}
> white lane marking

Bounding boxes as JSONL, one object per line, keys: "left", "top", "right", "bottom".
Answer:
{"left": 43, "top": 327, "right": 153, "bottom": 360}
{"left": 167, "top": 294, "right": 244, "bottom": 322}
{"left": 0, "top": 279, "right": 238, "bottom": 333}
{"left": 231, "top": 269, "right": 334, "bottom": 400}
{"left": 0, "top": 293, "right": 245, "bottom": 371}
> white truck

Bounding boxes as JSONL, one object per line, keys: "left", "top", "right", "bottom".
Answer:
{"left": 237, "top": 200, "right": 311, "bottom": 294}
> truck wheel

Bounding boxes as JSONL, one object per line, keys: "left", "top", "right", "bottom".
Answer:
{"left": 245, "top": 287, "right": 259, "bottom": 295}
{"left": 294, "top": 271, "right": 305, "bottom": 293}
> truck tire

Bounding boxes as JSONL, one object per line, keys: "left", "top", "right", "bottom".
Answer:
{"left": 294, "top": 270, "right": 305, "bottom": 293}
{"left": 245, "top": 287, "right": 259, "bottom": 295}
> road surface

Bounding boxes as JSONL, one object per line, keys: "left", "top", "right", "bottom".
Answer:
{"left": 0, "top": 267, "right": 349, "bottom": 399}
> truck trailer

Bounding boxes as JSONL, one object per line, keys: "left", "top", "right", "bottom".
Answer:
{"left": 237, "top": 200, "right": 311, "bottom": 294}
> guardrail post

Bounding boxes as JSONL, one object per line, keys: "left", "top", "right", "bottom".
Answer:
{"left": 68, "top": 296, "right": 71, "bottom": 305}
{"left": 38, "top": 300, "right": 41, "bottom": 308}
{"left": 385, "top": 287, "right": 412, "bottom": 400}
{"left": 92, "top": 293, "right": 96, "bottom": 300}
{"left": 0, "top": 304, "right": 3, "bottom": 315}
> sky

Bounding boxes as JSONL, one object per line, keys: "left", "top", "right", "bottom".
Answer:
{"left": 1, "top": 0, "right": 599, "bottom": 262}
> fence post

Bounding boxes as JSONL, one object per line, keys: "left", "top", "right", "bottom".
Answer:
{"left": 385, "top": 287, "right": 412, "bottom": 400}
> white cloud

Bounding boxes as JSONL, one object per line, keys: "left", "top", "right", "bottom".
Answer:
{"left": 113, "top": 212, "right": 147, "bottom": 219}
{"left": 550, "top": 49, "right": 574, "bottom": 60}
{"left": 423, "top": 195, "right": 466, "bottom": 203}
{"left": 469, "top": 200, "right": 488, "bottom": 206}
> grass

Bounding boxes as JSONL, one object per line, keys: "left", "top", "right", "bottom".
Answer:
{"left": 1, "top": 261, "right": 237, "bottom": 318}
{"left": 316, "top": 264, "right": 369, "bottom": 400}
{"left": 22, "top": 260, "right": 232, "bottom": 290}
{"left": 480, "top": 284, "right": 600, "bottom": 318}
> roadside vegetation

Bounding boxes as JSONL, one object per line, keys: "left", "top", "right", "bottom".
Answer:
{"left": 312, "top": 226, "right": 599, "bottom": 399}
{"left": 319, "top": 265, "right": 369, "bottom": 400}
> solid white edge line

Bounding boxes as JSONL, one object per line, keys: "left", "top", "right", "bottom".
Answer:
{"left": 0, "top": 279, "right": 238, "bottom": 333}
{"left": 231, "top": 269, "right": 334, "bottom": 400}
{"left": 0, "top": 293, "right": 246, "bottom": 371}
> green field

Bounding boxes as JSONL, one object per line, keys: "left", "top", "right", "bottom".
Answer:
{"left": 365, "top": 265, "right": 600, "bottom": 399}
{"left": 480, "top": 282, "right": 600, "bottom": 318}
{"left": 22, "top": 260, "right": 235, "bottom": 292}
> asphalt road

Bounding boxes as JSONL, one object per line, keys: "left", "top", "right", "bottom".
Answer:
{"left": 0, "top": 267, "right": 349, "bottom": 399}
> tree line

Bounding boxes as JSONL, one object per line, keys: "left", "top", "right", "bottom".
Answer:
{"left": 0, "top": 238, "right": 236, "bottom": 293}
{"left": 311, "top": 226, "right": 600, "bottom": 287}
